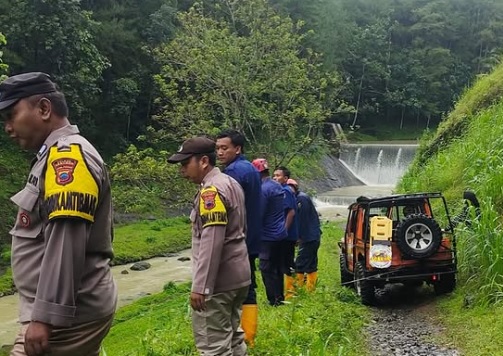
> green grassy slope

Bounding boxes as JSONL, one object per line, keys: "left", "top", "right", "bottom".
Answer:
{"left": 398, "top": 61, "right": 503, "bottom": 354}
{"left": 103, "top": 223, "right": 370, "bottom": 356}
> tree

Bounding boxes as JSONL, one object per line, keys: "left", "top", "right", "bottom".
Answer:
{"left": 0, "top": 32, "right": 7, "bottom": 80}
{"left": 0, "top": 0, "right": 108, "bottom": 124}
{"left": 152, "top": 0, "right": 337, "bottom": 164}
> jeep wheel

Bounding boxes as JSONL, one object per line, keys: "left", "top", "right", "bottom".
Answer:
{"left": 354, "top": 261, "right": 376, "bottom": 305}
{"left": 340, "top": 254, "right": 353, "bottom": 288}
{"left": 396, "top": 214, "right": 442, "bottom": 259}
{"left": 433, "top": 273, "right": 456, "bottom": 295}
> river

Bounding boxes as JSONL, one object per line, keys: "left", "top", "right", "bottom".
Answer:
{"left": 0, "top": 250, "right": 192, "bottom": 347}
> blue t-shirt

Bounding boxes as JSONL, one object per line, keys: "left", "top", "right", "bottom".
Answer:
{"left": 261, "top": 177, "right": 287, "bottom": 242}
{"left": 297, "top": 192, "right": 321, "bottom": 242}
{"left": 223, "top": 155, "right": 262, "bottom": 256}
{"left": 282, "top": 184, "right": 299, "bottom": 242}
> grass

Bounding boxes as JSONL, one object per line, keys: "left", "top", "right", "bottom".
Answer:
{"left": 436, "top": 293, "right": 503, "bottom": 355}
{"left": 102, "top": 222, "right": 370, "bottom": 356}
{"left": 112, "top": 217, "right": 192, "bottom": 265}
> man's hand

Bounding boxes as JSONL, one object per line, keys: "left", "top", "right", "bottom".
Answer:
{"left": 24, "top": 321, "right": 52, "bottom": 356}
{"left": 190, "top": 292, "right": 206, "bottom": 311}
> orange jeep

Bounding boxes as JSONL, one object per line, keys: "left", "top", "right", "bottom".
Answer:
{"left": 339, "top": 192, "right": 459, "bottom": 305}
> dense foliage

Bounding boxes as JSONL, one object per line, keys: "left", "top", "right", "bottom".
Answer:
{"left": 0, "top": 0, "right": 501, "bottom": 157}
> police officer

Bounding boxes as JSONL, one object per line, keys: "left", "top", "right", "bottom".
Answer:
{"left": 168, "top": 137, "right": 250, "bottom": 356}
{"left": 0, "top": 72, "right": 117, "bottom": 356}
{"left": 287, "top": 179, "right": 321, "bottom": 292}
{"left": 216, "top": 129, "right": 262, "bottom": 347}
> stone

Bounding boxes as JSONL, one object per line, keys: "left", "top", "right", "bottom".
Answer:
{"left": 121, "top": 269, "right": 129, "bottom": 274}
{"left": 178, "top": 257, "right": 190, "bottom": 262}
{"left": 130, "top": 261, "right": 152, "bottom": 271}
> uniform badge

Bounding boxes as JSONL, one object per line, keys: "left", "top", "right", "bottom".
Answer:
{"left": 19, "top": 212, "right": 30, "bottom": 227}
{"left": 52, "top": 158, "right": 78, "bottom": 186}
{"left": 201, "top": 190, "right": 217, "bottom": 210}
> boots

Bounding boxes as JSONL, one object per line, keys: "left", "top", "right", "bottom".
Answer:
{"left": 306, "top": 271, "right": 318, "bottom": 292}
{"left": 284, "top": 275, "right": 296, "bottom": 299}
{"left": 241, "top": 304, "right": 258, "bottom": 348}
{"left": 296, "top": 273, "right": 305, "bottom": 288}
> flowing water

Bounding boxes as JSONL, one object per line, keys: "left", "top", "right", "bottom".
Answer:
{"left": 315, "top": 142, "right": 418, "bottom": 220}
{"left": 0, "top": 250, "right": 192, "bottom": 347}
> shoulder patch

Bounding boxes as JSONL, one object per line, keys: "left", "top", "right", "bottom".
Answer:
{"left": 44, "top": 144, "right": 99, "bottom": 222}
{"left": 199, "top": 186, "right": 227, "bottom": 228}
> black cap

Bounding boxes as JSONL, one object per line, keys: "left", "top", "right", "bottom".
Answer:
{"left": 167, "top": 137, "right": 216, "bottom": 163}
{"left": 0, "top": 72, "right": 58, "bottom": 111}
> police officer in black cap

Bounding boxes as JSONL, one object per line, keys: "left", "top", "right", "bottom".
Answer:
{"left": 168, "top": 136, "right": 251, "bottom": 356}
{"left": 1, "top": 72, "right": 117, "bottom": 356}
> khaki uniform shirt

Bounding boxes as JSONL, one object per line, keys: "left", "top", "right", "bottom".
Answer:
{"left": 10, "top": 125, "right": 117, "bottom": 327}
{"left": 190, "top": 167, "right": 251, "bottom": 295}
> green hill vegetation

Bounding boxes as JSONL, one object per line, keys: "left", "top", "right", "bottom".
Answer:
{"left": 398, "top": 60, "right": 503, "bottom": 353}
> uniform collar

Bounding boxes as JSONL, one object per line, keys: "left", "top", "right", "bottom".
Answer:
{"left": 36, "top": 124, "right": 80, "bottom": 160}
{"left": 201, "top": 167, "right": 221, "bottom": 186}
{"left": 226, "top": 154, "right": 245, "bottom": 167}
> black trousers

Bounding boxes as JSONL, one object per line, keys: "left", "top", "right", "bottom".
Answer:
{"left": 244, "top": 255, "right": 257, "bottom": 304}
{"left": 295, "top": 240, "right": 320, "bottom": 273}
{"left": 281, "top": 240, "right": 297, "bottom": 276}
{"left": 259, "top": 241, "right": 284, "bottom": 306}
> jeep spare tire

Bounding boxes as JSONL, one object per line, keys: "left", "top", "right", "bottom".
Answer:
{"left": 396, "top": 213, "right": 442, "bottom": 258}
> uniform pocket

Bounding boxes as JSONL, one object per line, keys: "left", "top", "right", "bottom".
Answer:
{"left": 9, "top": 186, "right": 43, "bottom": 238}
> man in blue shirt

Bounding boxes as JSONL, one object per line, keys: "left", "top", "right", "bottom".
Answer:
{"left": 252, "top": 158, "right": 287, "bottom": 307}
{"left": 216, "top": 130, "right": 262, "bottom": 347}
{"left": 287, "top": 179, "right": 321, "bottom": 292}
{"left": 273, "top": 166, "right": 299, "bottom": 299}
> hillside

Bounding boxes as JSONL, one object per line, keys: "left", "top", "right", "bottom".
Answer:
{"left": 398, "top": 60, "right": 503, "bottom": 353}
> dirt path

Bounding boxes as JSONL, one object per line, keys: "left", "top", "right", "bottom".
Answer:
{"left": 366, "top": 285, "right": 459, "bottom": 356}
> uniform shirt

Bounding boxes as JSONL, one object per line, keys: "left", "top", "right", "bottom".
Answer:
{"left": 223, "top": 154, "right": 262, "bottom": 256}
{"left": 282, "top": 184, "right": 299, "bottom": 242}
{"left": 260, "top": 177, "right": 287, "bottom": 242}
{"left": 297, "top": 192, "right": 321, "bottom": 243}
{"left": 190, "top": 167, "right": 251, "bottom": 295}
{"left": 10, "top": 125, "right": 117, "bottom": 327}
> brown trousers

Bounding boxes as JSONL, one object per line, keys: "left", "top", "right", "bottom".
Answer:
{"left": 10, "top": 314, "right": 114, "bottom": 356}
{"left": 192, "top": 286, "right": 248, "bottom": 356}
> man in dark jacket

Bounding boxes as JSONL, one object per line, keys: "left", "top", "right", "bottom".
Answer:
{"left": 273, "top": 166, "right": 299, "bottom": 299}
{"left": 216, "top": 130, "right": 262, "bottom": 347}
{"left": 287, "top": 179, "right": 321, "bottom": 292}
{"left": 252, "top": 158, "right": 287, "bottom": 307}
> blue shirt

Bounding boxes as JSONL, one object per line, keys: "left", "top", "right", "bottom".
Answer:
{"left": 223, "top": 155, "right": 262, "bottom": 255}
{"left": 282, "top": 184, "right": 299, "bottom": 241}
{"left": 297, "top": 192, "right": 321, "bottom": 242}
{"left": 260, "top": 177, "right": 287, "bottom": 242}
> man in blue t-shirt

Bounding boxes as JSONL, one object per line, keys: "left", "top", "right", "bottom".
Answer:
{"left": 287, "top": 179, "right": 321, "bottom": 292}
{"left": 273, "top": 166, "right": 299, "bottom": 299}
{"left": 252, "top": 158, "right": 287, "bottom": 307}
{"left": 216, "top": 130, "right": 262, "bottom": 347}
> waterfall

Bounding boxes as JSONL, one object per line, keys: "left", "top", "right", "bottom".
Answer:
{"left": 377, "top": 149, "right": 383, "bottom": 183}
{"left": 394, "top": 148, "right": 402, "bottom": 169}
{"left": 354, "top": 147, "right": 361, "bottom": 170}
{"left": 339, "top": 143, "right": 418, "bottom": 185}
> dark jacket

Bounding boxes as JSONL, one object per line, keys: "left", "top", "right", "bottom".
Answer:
{"left": 223, "top": 155, "right": 262, "bottom": 256}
